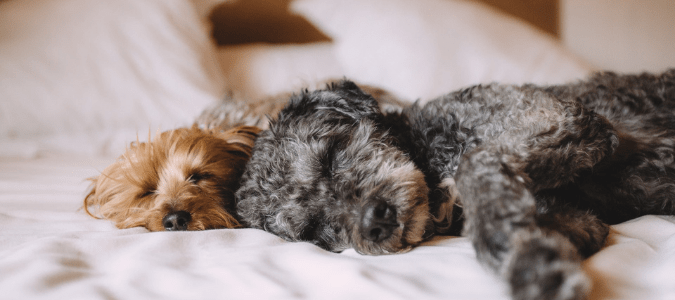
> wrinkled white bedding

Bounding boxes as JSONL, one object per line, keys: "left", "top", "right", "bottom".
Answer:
{"left": 1, "top": 0, "right": 674, "bottom": 299}
{"left": 0, "top": 156, "right": 673, "bottom": 299}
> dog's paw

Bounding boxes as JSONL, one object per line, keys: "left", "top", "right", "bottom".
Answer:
{"left": 506, "top": 232, "right": 590, "bottom": 300}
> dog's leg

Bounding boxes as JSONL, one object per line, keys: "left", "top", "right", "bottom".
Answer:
{"left": 536, "top": 207, "right": 610, "bottom": 259}
{"left": 508, "top": 207, "right": 610, "bottom": 300}
{"left": 523, "top": 101, "right": 619, "bottom": 192}
{"left": 456, "top": 145, "right": 593, "bottom": 300}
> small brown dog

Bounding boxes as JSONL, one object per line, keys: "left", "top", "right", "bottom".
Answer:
{"left": 84, "top": 125, "right": 259, "bottom": 231}
{"left": 83, "top": 90, "right": 294, "bottom": 231}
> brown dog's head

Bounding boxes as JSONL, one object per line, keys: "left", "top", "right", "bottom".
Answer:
{"left": 84, "top": 125, "right": 260, "bottom": 231}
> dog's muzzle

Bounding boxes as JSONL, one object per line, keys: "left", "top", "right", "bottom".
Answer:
{"left": 163, "top": 210, "right": 191, "bottom": 231}
{"left": 360, "top": 200, "right": 398, "bottom": 242}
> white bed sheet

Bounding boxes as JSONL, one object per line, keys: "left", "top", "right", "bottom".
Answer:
{"left": 0, "top": 155, "right": 674, "bottom": 300}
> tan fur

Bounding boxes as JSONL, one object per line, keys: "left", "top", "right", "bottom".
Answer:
{"left": 84, "top": 125, "right": 260, "bottom": 231}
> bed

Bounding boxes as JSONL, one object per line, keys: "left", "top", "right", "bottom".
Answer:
{"left": 1, "top": 0, "right": 674, "bottom": 299}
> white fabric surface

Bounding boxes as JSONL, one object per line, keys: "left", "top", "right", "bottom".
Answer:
{"left": 1, "top": 0, "right": 673, "bottom": 299}
{"left": 0, "top": 156, "right": 673, "bottom": 300}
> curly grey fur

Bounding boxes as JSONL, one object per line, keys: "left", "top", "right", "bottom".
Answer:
{"left": 196, "top": 83, "right": 408, "bottom": 131}
{"left": 235, "top": 70, "right": 675, "bottom": 300}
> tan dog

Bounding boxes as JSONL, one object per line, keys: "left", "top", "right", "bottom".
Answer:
{"left": 84, "top": 125, "right": 259, "bottom": 231}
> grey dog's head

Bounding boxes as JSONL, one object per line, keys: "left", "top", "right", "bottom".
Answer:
{"left": 235, "top": 80, "right": 430, "bottom": 255}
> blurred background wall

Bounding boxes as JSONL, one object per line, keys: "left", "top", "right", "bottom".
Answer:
{"left": 560, "top": 0, "right": 675, "bottom": 73}
{"left": 210, "top": 0, "right": 675, "bottom": 74}
{"left": 476, "top": 0, "right": 675, "bottom": 73}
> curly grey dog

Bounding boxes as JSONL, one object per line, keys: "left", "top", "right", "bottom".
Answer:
{"left": 235, "top": 70, "right": 675, "bottom": 300}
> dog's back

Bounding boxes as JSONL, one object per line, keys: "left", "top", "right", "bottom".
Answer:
{"left": 540, "top": 69, "right": 675, "bottom": 223}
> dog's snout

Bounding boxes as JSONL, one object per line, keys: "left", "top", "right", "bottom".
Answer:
{"left": 163, "top": 210, "right": 191, "bottom": 231}
{"left": 360, "top": 200, "right": 397, "bottom": 242}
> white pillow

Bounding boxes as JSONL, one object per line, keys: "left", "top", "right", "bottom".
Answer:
{"left": 218, "top": 42, "right": 345, "bottom": 101}
{"left": 0, "top": 0, "right": 225, "bottom": 156}
{"left": 291, "top": 0, "right": 593, "bottom": 101}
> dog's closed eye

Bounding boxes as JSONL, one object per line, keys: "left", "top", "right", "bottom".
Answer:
{"left": 189, "top": 172, "right": 211, "bottom": 183}
{"left": 138, "top": 190, "right": 154, "bottom": 198}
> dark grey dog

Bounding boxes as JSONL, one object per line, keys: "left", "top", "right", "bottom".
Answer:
{"left": 235, "top": 70, "right": 675, "bottom": 300}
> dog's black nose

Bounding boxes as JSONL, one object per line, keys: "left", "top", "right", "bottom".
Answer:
{"left": 360, "top": 200, "right": 398, "bottom": 242}
{"left": 162, "top": 211, "right": 191, "bottom": 231}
